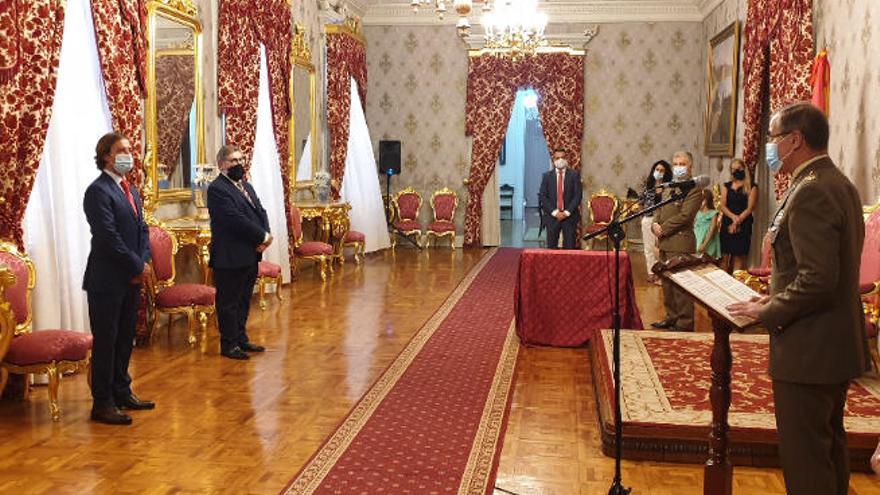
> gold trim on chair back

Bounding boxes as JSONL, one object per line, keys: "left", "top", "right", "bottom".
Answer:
{"left": 289, "top": 205, "right": 305, "bottom": 248}
{"left": 588, "top": 189, "right": 618, "bottom": 224}
{"left": 393, "top": 187, "right": 422, "bottom": 222}
{"left": 146, "top": 222, "right": 180, "bottom": 297}
{"left": 0, "top": 240, "right": 36, "bottom": 335}
{"left": 0, "top": 267, "right": 16, "bottom": 361}
{"left": 430, "top": 187, "right": 458, "bottom": 223}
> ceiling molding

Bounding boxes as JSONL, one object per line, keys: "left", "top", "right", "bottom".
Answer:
{"left": 698, "top": 0, "right": 726, "bottom": 18}
{"left": 363, "top": 1, "right": 705, "bottom": 25}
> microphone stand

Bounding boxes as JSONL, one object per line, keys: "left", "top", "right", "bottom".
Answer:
{"left": 582, "top": 187, "right": 690, "bottom": 495}
{"left": 384, "top": 169, "right": 422, "bottom": 250}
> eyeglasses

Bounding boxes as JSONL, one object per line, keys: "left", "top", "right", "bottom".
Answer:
{"left": 767, "top": 131, "right": 791, "bottom": 143}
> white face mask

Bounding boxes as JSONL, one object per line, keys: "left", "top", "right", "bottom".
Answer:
{"left": 553, "top": 158, "right": 567, "bottom": 169}
{"left": 672, "top": 165, "right": 689, "bottom": 180}
{"left": 653, "top": 170, "right": 664, "bottom": 182}
{"left": 114, "top": 154, "right": 134, "bottom": 175}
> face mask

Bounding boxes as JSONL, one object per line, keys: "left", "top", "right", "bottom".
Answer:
{"left": 113, "top": 154, "right": 133, "bottom": 175}
{"left": 653, "top": 170, "right": 664, "bottom": 182}
{"left": 553, "top": 159, "right": 567, "bottom": 170}
{"left": 765, "top": 143, "right": 783, "bottom": 174}
{"left": 672, "top": 165, "right": 688, "bottom": 180}
{"left": 732, "top": 169, "right": 746, "bottom": 180}
{"left": 227, "top": 164, "right": 245, "bottom": 181}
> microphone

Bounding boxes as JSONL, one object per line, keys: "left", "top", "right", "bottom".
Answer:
{"left": 658, "top": 175, "right": 710, "bottom": 191}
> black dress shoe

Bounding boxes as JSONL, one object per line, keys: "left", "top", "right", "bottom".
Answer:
{"left": 221, "top": 346, "right": 250, "bottom": 360}
{"left": 90, "top": 407, "right": 132, "bottom": 425}
{"left": 116, "top": 394, "right": 155, "bottom": 410}
{"left": 240, "top": 342, "right": 265, "bottom": 353}
{"left": 651, "top": 319, "right": 676, "bottom": 329}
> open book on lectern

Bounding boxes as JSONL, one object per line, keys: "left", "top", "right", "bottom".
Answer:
{"left": 655, "top": 256, "right": 761, "bottom": 329}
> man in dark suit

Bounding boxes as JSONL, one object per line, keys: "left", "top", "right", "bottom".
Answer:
{"left": 207, "top": 145, "right": 271, "bottom": 360}
{"left": 83, "top": 132, "right": 154, "bottom": 425}
{"left": 538, "top": 148, "right": 582, "bottom": 249}
{"left": 651, "top": 151, "right": 702, "bottom": 332}
{"left": 729, "top": 103, "right": 870, "bottom": 495}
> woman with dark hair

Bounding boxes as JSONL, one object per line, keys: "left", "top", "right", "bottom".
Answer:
{"left": 640, "top": 159, "right": 672, "bottom": 284}
{"left": 719, "top": 158, "right": 758, "bottom": 272}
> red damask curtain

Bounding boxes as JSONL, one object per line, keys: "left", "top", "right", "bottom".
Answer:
{"left": 741, "top": 0, "right": 814, "bottom": 199}
{"left": 91, "top": 0, "right": 148, "bottom": 186}
{"left": 463, "top": 53, "right": 585, "bottom": 246}
{"left": 326, "top": 32, "right": 367, "bottom": 198}
{"left": 155, "top": 55, "right": 195, "bottom": 180}
{"left": 0, "top": 0, "right": 65, "bottom": 249}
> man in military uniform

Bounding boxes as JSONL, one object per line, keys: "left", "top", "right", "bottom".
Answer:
{"left": 729, "top": 102, "right": 869, "bottom": 495}
{"left": 651, "top": 151, "right": 702, "bottom": 331}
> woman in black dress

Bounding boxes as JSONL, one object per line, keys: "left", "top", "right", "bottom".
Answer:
{"left": 719, "top": 159, "right": 758, "bottom": 272}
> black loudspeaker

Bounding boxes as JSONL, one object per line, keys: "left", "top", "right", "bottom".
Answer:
{"left": 379, "top": 140, "right": 401, "bottom": 175}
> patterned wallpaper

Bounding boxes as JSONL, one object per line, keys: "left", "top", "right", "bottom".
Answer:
{"left": 363, "top": 22, "right": 706, "bottom": 232}
{"left": 815, "top": 0, "right": 880, "bottom": 204}
{"left": 364, "top": 25, "right": 471, "bottom": 229}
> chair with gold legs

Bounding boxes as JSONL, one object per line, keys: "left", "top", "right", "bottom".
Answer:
{"left": 584, "top": 189, "right": 618, "bottom": 249}
{"left": 425, "top": 187, "right": 457, "bottom": 248}
{"left": 343, "top": 230, "right": 366, "bottom": 264}
{"left": 146, "top": 223, "right": 216, "bottom": 345}
{"left": 257, "top": 261, "right": 283, "bottom": 310}
{"left": 290, "top": 205, "right": 334, "bottom": 281}
{"left": 391, "top": 187, "right": 423, "bottom": 249}
{"left": 0, "top": 241, "right": 93, "bottom": 421}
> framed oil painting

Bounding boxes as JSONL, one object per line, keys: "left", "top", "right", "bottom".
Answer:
{"left": 705, "top": 21, "right": 740, "bottom": 156}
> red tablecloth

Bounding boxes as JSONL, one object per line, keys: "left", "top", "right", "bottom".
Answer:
{"left": 515, "top": 249, "right": 643, "bottom": 347}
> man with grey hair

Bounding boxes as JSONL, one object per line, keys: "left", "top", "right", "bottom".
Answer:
{"left": 729, "top": 102, "right": 869, "bottom": 494}
{"left": 651, "top": 150, "right": 701, "bottom": 331}
{"left": 207, "top": 145, "right": 272, "bottom": 360}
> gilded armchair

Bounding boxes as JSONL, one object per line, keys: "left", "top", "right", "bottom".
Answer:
{"left": 391, "top": 187, "right": 423, "bottom": 249}
{"left": 290, "top": 205, "right": 334, "bottom": 281}
{"left": 146, "top": 224, "right": 216, "bottom": 345}
{"left": 425, "top": 188, "right": 457, "bottom": 248}
{"left": 0, "top": 241, "right": 93, "bottom": 421}
{"left": 584, "top": 189, "right": 618, "bottom": 249}
{"left": 257, "top": 261, "right": 283, "bottom": 310}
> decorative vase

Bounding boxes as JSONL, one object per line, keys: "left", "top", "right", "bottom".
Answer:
{"left": 316, "top": 187, "right": 330, "bottom": 203}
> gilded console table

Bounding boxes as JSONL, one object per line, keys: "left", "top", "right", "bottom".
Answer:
{"left": 297, "top": 201, "right": 351, "bottom": 263}
{"left": 164, "top": 216, "right": 212, "bottom": 283}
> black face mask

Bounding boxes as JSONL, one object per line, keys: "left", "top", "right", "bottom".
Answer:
{"left": 732, "top": 169, "right": 746, "bottom": 180}
{"left": 227, "top": 164, "right": 245, "bottom": 182}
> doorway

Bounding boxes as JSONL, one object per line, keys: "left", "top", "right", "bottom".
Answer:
{"left": 499, "top": 88, "right": 550, "bottom": 247}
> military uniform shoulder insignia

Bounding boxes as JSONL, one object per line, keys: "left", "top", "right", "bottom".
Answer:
{"left": 803, "top": 171, "right": 818, "bottom": 182}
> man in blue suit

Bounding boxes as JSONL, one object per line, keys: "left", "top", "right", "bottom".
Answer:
{"left": 207, "top": 145, "right": 271, "bottom": 360}
{"left": 538, "top": 148, "right": 583, "bottom": 249}
{"left": 83, "top": 132, "right": 154, "bottom": 425}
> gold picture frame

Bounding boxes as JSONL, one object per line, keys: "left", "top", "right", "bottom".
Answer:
{"left": 289, "top": 23, "right": 318, "bottom": 192}
{"left": 143, "top": 0, "right": 205, "bottom": 211}
{"left": 704, "top": 21, "right": 740, "bottom": 157}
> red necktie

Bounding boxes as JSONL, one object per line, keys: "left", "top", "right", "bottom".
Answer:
{"left": 120, "top": 180, "right": 138, "bottom": 216}
{"left": 556, "top": 170, "right": 564, "bottom": 211}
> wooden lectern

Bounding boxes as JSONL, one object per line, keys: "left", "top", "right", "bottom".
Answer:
{"left": 654, "top": 254, "right": 761, "bottom": 495}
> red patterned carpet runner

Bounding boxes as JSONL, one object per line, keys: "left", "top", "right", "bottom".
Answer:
{"left": 282, "top": 248, "right": 521, "bottom": 494}
{"left": 593, "top": 329, "right": 880, "bottom": 449}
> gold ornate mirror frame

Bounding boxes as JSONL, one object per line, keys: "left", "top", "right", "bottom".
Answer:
{"left": 289, "top": 23, "right": 318, "bottom": 191}
{"left": 144, "top": 0, "right": 205, "bottom": 211}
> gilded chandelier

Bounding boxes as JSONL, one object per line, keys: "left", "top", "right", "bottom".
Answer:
{"left": 410, "top": 0, "right": 549, "bottom": 58}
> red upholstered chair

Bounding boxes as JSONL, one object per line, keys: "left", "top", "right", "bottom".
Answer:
{"left": 391, "top": 187, "right": 423, "bottom": 249}
{"left": 257, "top": 261, "right": 283, "bottom": 310}
{"left": 734, "top": 233, "right": 773, "bottom": 294}
{"left": 859, "top": 205, "right": 880, "bottom": 370}
{"left": 146, "top": 224, "right": 216, "bottom": 345}
{"left": 290, "top": 205, "right": 333, "bottom": 281}
{"left": 0, "top": 241, "right": 93, "bottom": 421}
{"left": 585, "top": 189, "right": 618, "bottom": 249}
{"left": 343, "top": 230, "right": 366, "bottom": 264}
{"left": 425, "top": 188, "right": 457, "bottom": 249}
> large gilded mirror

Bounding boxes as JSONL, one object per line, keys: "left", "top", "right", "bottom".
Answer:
{"left": 290, "top": 23, "right": 318, "bottom": 190}
{"left": 145, "top": 0, "right": 204, "bottom": 206}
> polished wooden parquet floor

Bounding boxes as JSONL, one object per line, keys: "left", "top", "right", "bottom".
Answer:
{"left": 0, "top": 248, "right": 878, "bottom": 494}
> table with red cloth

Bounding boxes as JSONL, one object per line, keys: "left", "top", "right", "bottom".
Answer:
{"left": 515, "top": 249, "right": 643, "bottom": 346}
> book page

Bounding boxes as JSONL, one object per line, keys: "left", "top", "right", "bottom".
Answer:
{"left": 665, "top": 265, "right": 759, "bottom": 328}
